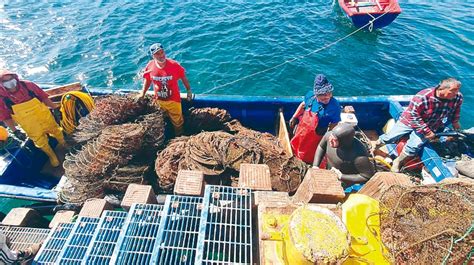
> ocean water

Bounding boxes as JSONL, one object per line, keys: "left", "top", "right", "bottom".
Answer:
{"left": 0, "top": 1, "right": 473, "bottom": 126}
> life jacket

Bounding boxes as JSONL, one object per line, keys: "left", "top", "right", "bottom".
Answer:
{"left": 290, "top": 97, "right": 324, "bottom": 164}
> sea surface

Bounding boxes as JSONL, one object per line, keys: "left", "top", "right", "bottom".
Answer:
{"left": 1, "top": 1, "right": 473, "bottom": 126}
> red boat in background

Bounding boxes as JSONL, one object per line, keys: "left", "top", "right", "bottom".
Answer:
{"left": 338, "top": 0, "right": 402, "bottom": 30}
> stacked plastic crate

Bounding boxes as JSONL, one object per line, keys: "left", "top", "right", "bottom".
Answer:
{"left": 34, "top": 185, "right": 254, "bottom": 264}
{"left": 196, "top": 185, "right": 253, "bottom": 264}
{"left": 110, "top": 204, "right": 164, "bottom": 264}
{"left": 83, "top": 211, "right": 128, "bottom": 264}
{"left": 55, "top": 217, "right": 100, "bottom": 264}
{"left": 0, "top": 225, "right": 49, "bottom": 251}
{"left": 151, "top": 195, "right": 203, "bottom": 264}
{"left": 34, "top": 223, "right": 75, "bottom": 264}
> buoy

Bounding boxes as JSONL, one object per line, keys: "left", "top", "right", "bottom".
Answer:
{"left": 282, "top": 205, "right": 350, "bottom": 264}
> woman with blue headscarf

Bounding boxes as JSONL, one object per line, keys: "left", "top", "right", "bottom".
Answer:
{"left": 290, "top": 74, "right": 341, "bottom": 164}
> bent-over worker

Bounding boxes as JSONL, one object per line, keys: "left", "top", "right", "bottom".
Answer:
{"left": 0, "top": 69, "right": 65, "bottom": 167}
{"left": 375, "top": 78, "right": 463, "bottom": 172}
{"left": 313, "top": 123, "right": 375, "bottom": 185}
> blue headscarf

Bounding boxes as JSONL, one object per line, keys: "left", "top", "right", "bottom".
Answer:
{"left": 313, "top": 74, "right": 334, "bottom": 96}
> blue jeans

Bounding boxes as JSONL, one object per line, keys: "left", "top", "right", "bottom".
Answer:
{"left": 379, "top": 121, "right": 425, "bottom": 156}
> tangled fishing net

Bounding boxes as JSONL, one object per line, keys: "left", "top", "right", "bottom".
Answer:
{"left": 60, "top": 123, "right": 146, "bottom": 203}
{"left": 71, "top": 94, "right": 150, "bottom": 145}
{"left": 60, "top": 94, "right": 166, "bottom": 203}
{"left": 379, "top": 179, "right": 474, "bottom": 264}
{"left": 184, "top": 107, "right": 232, "bottom": 134}
{"left": 155, "top": 118, "right": 307, "bottom": 193}
{"left": 155, "top": 136, "right": 189, "bottom": 192}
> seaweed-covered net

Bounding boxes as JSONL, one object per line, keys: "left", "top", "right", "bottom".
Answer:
{"left": 155, "top": 121, "right": 307, "bottom": 193}
{"left": 184, "top": 107, "right": 231, "bottom": 134}
{"left": 71, "top": 94, "right": 150, "bottom": 145}
{"left": 60, "top": 95, "right": 166, "bottom": 203}
{"left": 379, "top": 180, "right": 474, "bottom": 264}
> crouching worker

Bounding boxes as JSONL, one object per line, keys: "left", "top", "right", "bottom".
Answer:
{"left": 313, "top": 123, "right": 375, "bottom": 185}
{"left": 0, "top": 69, "right": 65, "bottom": 167}
{"left": 375, "top": 78, "right": 463, "bottom": 172}
{"left": 290, "top": 74, "right": 341, "bottom": 164}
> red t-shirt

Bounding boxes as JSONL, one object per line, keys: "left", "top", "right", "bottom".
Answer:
{"left": 143, "top": 59, "right": 185, "bottom": 103}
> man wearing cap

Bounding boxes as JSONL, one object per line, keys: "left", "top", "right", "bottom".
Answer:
{"left": 139, "top": 43, "right": 192, "bottom": 136}
{"left": 290, "top": 74, "right": 341, "bottom": 164}
{"left": 0, "top": 69, "right": 65, "bottom": 167}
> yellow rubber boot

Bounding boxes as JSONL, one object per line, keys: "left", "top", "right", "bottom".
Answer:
{"left": 40, "top": 145, "right": 60, "bottom": 167}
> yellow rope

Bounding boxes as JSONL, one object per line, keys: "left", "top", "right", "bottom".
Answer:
{"left": 60, "top": 91, "right": 95, "bottom": 134}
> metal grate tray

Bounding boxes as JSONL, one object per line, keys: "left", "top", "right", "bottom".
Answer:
{"left": 110, "top": 204, "right": 163, "bottom": 265}
{"left": 33, "top": 223, "right": 74, "bottom": 265}
{"left": 82, "top": 211, "right": 128, "bottom": 265}
{"left": 196, "top": 185, "right": 253, "bottom": 264}
{"left": 151, "top": 196, "right": 203, "bottom": 264}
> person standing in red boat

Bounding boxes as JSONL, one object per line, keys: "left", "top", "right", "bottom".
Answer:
{"left": 139, "top": 43, "right": 192, "bottom": 136}
{"left": 290, "top": 74, "right": 341, "bottom": 164}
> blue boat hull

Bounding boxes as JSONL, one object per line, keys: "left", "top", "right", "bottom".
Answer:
{"left": 0, "top": 89, "right": 461, "bottom": 201}
{"left": 350, "top": 13, "right": 400, "bottom": 29}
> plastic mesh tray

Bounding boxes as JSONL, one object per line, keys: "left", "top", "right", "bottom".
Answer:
{"left": 151, "top": 195, "right": 203, "bottom": 264}
{"left": 83, "top": 211, "right": 128, "bottom": 265}
{"left": 110, "top": 204, "right": 164, "bottom": 265}
{"left": 34, "top": 223, "right": 74, "bottom": 265}
{"left": 0, "top": 225, "right": 49, "bottom": 251}
{"left": 55, "top": 217, "right": 99, "bottom": 264}
{"left": 196, "top": 185, "right": 253, "bottom": 264}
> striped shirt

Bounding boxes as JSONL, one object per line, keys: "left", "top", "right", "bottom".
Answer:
{"left": 0, "top": 232, "right": 18, "bottom": 265}
{"left": 400, "top": 87, "right": 463, "bottom": 136}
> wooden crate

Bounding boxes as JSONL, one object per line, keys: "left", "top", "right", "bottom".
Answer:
{"left": 49, "top": 210, "right": 75, "bottom": 228}
{"left": 78, "top": 199, "right": 113, "bottom": 218}
{"left": 121, "top": 184, "right": 157, "bottom": 211}
{"left": 239, "top": 164, "right": 272, "bottom": 191}
{"left": 174, "top": 170, "right": 204, "bottom": 196}
{"left": 291, "top": 168, "right": 345, "bottom": 204}
{"left": 254, "top": 191, "right": 290, "bottom": 206}
{"left": 358, "top": 172, "right": 413, "bottom": 200}
{"left": 1, "top": 208, "right": 47, "bottom": 227}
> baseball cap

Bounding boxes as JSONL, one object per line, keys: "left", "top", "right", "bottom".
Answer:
{"left": 149, "top": 43, "right": 164, "bottom": 56}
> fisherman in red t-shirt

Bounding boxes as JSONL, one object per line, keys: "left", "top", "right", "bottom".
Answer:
{"left": 139, "top": 43, "right": 192, "bottom": 136}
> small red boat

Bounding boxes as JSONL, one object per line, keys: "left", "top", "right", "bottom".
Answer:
{"left": 338, "top": 0, "right": 402, "bottom": 30}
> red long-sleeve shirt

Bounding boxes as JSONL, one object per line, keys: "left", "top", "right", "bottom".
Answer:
{"left": 399, "top": 87, "right": 463, "bottom": 136}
